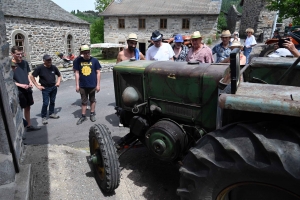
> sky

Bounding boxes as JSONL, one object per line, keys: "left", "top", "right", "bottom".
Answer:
{"left": 51, "top": 0, "right": 96, "bottom": 12}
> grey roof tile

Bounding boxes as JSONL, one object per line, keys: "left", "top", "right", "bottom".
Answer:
{"left": 101, "top": 0, "right": 222, "bottom": 16}
{"left": 0, "top": 0, "right": 89, "bottom": 24}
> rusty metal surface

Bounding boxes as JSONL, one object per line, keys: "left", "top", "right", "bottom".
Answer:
{"left": 219, "top": 82, "right": 300, "bottom": 117}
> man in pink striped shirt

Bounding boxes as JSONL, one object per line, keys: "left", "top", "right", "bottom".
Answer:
{"left": 186, "top": 31, "right": 214, "bottom": 63}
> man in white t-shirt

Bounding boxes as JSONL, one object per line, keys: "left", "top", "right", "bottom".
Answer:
{"left": 146, "top": 30, "right": 174, "bottom": 61}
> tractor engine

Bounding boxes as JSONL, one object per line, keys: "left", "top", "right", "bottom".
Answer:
{"left": 113, "top": 60, "right": 228, "bottom": 161}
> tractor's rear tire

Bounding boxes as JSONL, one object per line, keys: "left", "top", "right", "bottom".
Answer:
{"left": 89, "top": 124, "right": 120, "bottom": 193}
{"left": 178, "top": 122, "right": 300, "bottom": 200}
{"left": 259, "top": 44, "right": 275, "bottom": 57}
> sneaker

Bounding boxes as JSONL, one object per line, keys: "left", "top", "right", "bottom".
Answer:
{"left": 90, "top": 114, "right": 96, "bottom": 122}
{"left": 49, "top": 113, "right": 60, "bottom": 119}
{"left": 42, "top": 117, "right": 48, "bottom": 125}
{"left": 77, "top": 116, "right": 87, "bottom": 125}
{"left": 26, "top": 125, "right": 41, "bottom": 132}
{"left": 119, "top": 122, "right": 124, "bottom": 127}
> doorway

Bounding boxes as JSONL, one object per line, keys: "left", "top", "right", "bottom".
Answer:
{"left": 139, "top": 43, "right": 146, "bottom": 56}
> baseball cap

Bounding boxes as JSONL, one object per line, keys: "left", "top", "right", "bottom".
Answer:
{"left": 174, "top": 34, "right": 183, "bottom": 43}
{"left": 80, "top": 45, "right": 90, "bottom": 51}
{"left": 43, "top": 54, "right": 51, "bottom": 60}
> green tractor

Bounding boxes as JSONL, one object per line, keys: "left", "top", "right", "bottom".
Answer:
{"left": 88, "top": 48, "right": 300, "bottom": 199}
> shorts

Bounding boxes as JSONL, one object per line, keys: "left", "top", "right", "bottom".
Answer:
{"left": 79, "top": 87, "right": 96, "bottom": 105}
{"left": 18, "top": 88, "right": 34, "bottom": 108}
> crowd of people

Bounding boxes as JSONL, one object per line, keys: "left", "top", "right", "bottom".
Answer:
{"left": 11, "top": 44, "right": 101, "bottom": 130}
{"left": 12, "top": 27, "right": 299, "bottom": 131}
{"left": 117, "top": 28, "right": 259, "bottom": 65}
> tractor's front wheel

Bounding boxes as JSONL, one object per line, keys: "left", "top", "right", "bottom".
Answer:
{"left": 178, "top": 122, "right": 300, "bottom": 200}
{"left": 89, "top": 124, "right": 120, "bottom": 193}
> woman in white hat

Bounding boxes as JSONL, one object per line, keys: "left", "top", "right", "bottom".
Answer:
{"left": 244, "top": 28, "right": 257, "bottom": 64}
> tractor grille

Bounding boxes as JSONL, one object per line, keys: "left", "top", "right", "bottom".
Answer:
{"left": 165, "top": 104, "right": 198, "bottom": 118}
{"left": 119, "top": 73, "right": 144, "bottom": 109}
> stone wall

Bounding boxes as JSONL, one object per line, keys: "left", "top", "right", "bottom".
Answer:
{"left": 5, "top": 16, "right": 90, "bottom": 68}
{"left": 0, "top": 9, "right": 24, "bottom": 186}
{"left": 103, "top": 15, "right": 218, "bottom": 47}
{"left": 226, "top": 6, "right": 241, "bottom": 34}
{"left": 239, "top": 0, "right": 277, "bottom": 41}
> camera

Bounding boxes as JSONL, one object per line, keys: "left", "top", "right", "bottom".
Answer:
{"left": 278, "top": 38, "right": 290, "bottom": 48}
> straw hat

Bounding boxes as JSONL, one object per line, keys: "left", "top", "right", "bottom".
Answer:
{"left": 127, "top": 33, "right": 138, "bottom": 41}
{"left": 230, "top": 40, "right": 243, "bottom": 49}
{"left": 191, "top": 31, "right": 201, "bottom": 39}
{"left": 221, "top": 30, "right": 231, "bottom": 37}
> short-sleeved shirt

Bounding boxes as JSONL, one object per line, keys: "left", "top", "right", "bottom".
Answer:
{"left": 244, "top": 35, "right": 257, "bottom": 48}
{"left": 73, "top": 57, "right": 101, "bottom": 88}
{"left": 12, "top": 60, "right": 31, "bottom": 87}
{"left": 212, "top": 42, "right": 232, "bottom": 63}
{"left": 146, "top": 43, "right": 175, "bottom": 61}
{"left": 32, "top": 65, "right": 61, "bottom": 87}
{"left": 173, "top": 45, "right": 189, "bottom": 62}
{"left": 186, "top": 44, "right": 214, "bottom": 63}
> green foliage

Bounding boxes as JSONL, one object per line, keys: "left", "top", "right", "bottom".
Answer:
{"left": 217, "top": 13, "right": 227, "bottom": 31}
{"left": 95, "top": 0, "right": 113, "bottom": 12}
{"left": 266, "top": 0, "right": 300, "bottom": 25}
{"left": 71, "top": 10, "right": 99, "bottom": 24}
{"left": 206, "top": 38, "right": 212, "bottom": 45}
{"left": 217, "top": 0, "right": 243, "bottom": 31}
{"left": 90, "top": 18, "right": 104, "bottom": 43}
{"left": 71, "top": 0, "right": 113, "bottom": 44}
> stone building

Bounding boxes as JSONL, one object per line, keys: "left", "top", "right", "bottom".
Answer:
{"left": 0, "top": 4, "right": 30, "bottom": 198}
{"left": 0, "top": 0, "right": 90, "bottom": 67}
{"left": 100, "top": 0, "right": 222, "bottom": 55}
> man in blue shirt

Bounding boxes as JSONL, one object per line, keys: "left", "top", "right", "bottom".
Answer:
{"left": 212, "top": 30, "right": 232, "bottom": 63}
{"left": 73, "top": 45, "right": 101, "bottom": 125}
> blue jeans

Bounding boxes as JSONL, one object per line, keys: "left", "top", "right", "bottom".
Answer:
{"left": 41, "top": 86, "right": 57, "bottom": 118}
{"left": 244, "top": 47, "right": 252, "bottom": 64}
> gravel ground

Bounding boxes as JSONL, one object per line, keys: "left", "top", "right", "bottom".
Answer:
{"left": 21, "top": 142, "right": 181, "bottom": 200}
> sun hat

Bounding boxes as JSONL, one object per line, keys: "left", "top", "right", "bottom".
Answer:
{"left": 191, "top": 31, "right": 201, "bottom": 39}
{"left": 246, "top": 28, "right": 254, "bottom": 34}
{"left": 80, "top": 45, "right": 90, "bottom": 51}
{"left": 221, "top": 30, "right": 231, "bottom": 37}
{"left": 127, "top": 33, "right": 138, "bottom": 42}
{"left": 233, "top": 31, "right": 239, "bottom": 35}
{"left": 151, "top": 30, "right": 163, "bottom": 41}
{"left": 43, "top": 54, "right": 51, "bottom": 60}
{"left": 229, "top": 40, "right": 243, "bottom": 49}
{"left": 174, "top": 34, "right": 184, "bottom": 42}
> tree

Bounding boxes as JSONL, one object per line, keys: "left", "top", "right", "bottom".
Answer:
{"left": 95, "top": 0, "right": 113, "bottom": 12}
{"left": 266, "top": 0, "right": 300, "bottom": 24}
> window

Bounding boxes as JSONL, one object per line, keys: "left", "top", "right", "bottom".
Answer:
{"left": 119, "top": 19, "right": 125, "bottom": 29}
{"left": 139, "top": 19, "right": 146, "bottom": 29}
{"left": 160, "top": 19, "right": 167, "bottom": 29}
{"left": 182, "top": 19, "right": 190, "bottom": 29}
{"left": 67, "top": 35, "right": 73, "bottom": 53}
{"left": 15, "top": 34, "right": 25, "bottom": 51}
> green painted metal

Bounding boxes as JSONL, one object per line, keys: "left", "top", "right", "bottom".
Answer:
{"left": 146, "top": 131, "right": 175, "bottom": 159}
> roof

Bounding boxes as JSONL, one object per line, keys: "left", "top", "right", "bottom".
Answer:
{"left": 0, "top": 0, "right": 89, "bottom": 25}
{"left": 100, "top": 0, "right": 222, "bottom": 16}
